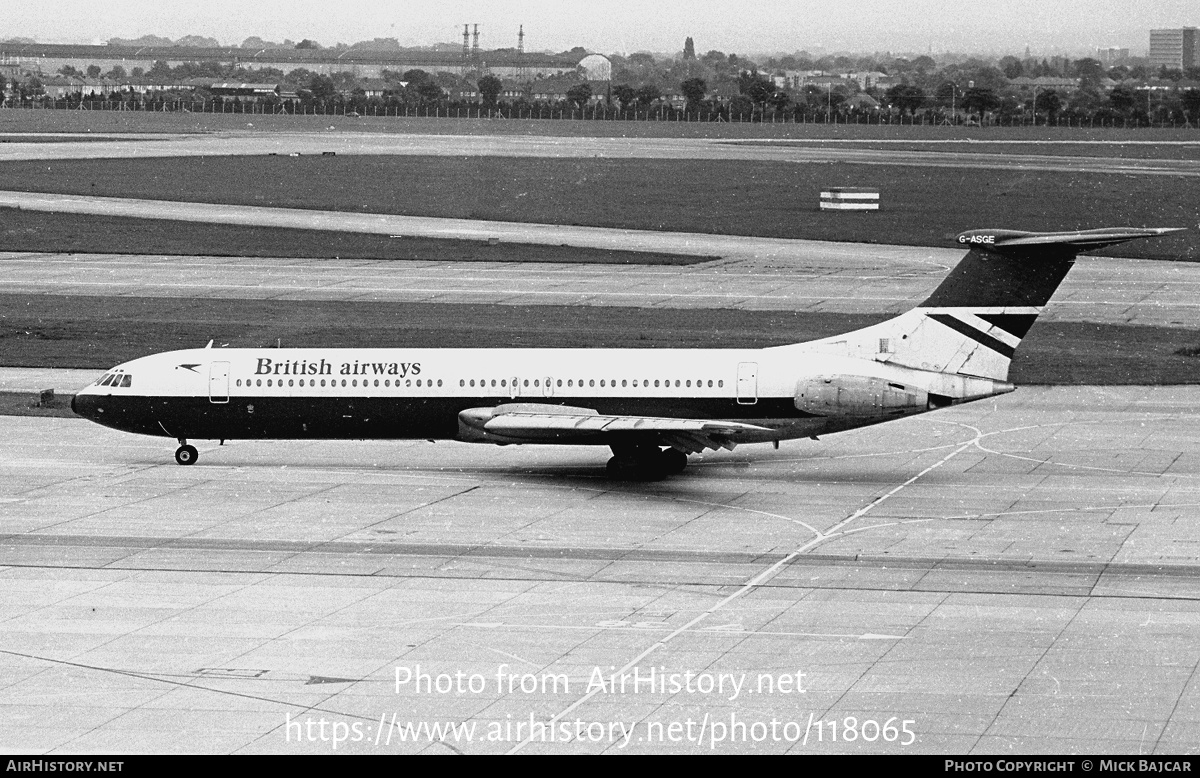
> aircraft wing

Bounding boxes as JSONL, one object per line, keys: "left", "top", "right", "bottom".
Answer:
{"left": 458, "top": 404, "right": 772, "bottom": 453}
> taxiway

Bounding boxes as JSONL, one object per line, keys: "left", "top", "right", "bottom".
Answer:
{"left": 4, "top": 387, "right": 1200, "bottom": 753}
{"left": 1, "top": 131, "right": 1199, "bottom": 177}
{"left": 3, "top": 245, "right": 1198, "bottom": 327}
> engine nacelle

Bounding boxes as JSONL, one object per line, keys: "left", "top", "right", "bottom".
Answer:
{"left": 795, "top": 375, "right": 929, "bottom": 417}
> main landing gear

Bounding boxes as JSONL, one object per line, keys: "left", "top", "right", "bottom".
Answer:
{"left": 174, "top": 439, "right": 198, "bottom": 466}
{"left": 606, "top": 445, "right": 688, "bottom": 480}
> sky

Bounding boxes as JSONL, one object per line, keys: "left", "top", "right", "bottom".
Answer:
{"left": 3, "top": 0, "right": 1195, "bottom": 57}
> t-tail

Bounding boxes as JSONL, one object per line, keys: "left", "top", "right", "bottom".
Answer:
{"left": 787, "top": 227, "right": 1182, "bottom": 417}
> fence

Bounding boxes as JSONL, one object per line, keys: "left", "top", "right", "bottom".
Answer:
{"left": 2, "top": 99, "right": 1197, "bottom": 129}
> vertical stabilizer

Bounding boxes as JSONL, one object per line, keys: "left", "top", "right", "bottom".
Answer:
{"left": 806, "top": 228, "right": 1183, "bottom": 381}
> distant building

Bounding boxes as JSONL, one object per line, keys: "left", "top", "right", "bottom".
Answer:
{"left": 576, "top": 54, "right": 611, "bottom": 81}
{"left": 1007, "top": 76, "right": 1080, "bottom": 92}
{"left": 208, "top": 83, "right": 286, "bottom": 101}
{"left": 804, "top": 75, "right": 857, "bottom": 92}
{"left": 1149, "top": 27, "right": 1200, "bottom": 70}
{"left": 841, "top": 71, "right": 891, "bottom": 90}
{"left": 775, "top": 70, "right": 823, "bottom": 90}
{"left": 1097, "top": 47, "right": 1130, "bottom": 65}
{"left": 843, "top": 93, "right": 880, "bottom": 110}
{"left": 0, "top": 42, "right": 584, "bottom": 81}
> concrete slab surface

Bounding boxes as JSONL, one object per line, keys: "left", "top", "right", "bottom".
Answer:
{"left": 2, "top": 386, "right": 1200, "bottom": 753}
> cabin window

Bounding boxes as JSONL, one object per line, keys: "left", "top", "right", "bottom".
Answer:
{"left": 437, "top": 380, "right": 443, "bottom": 387}
{"left": 417, "top": 379, "right": 422, "bottom": 387}
{"left": 534, "top": 380, "right": 539, "bottom": 387}
{"left": 406, "top": 380, "right": 412, "bottom": 387}
{"left": 686, "top": 380, "right": 691, "bottom": 387}
{"left": 708, "top": 380, "right": 713, "bottom": 387}
{"left": 632, "top": 380, "right": 638, "bottom": 387}
{"left": 622, "top": 380, "right": 627, "bottom": 387}
{"left": 718, "top": 380, "right": 724, "bottom": 388}
{"left": 470, "top": 379, "right": 475, "bottom": 387}
{"left": 589, "top": 379, "right": 595, "bottom": 387}
{"left": 600, "top": 380, "right": 605, "bottom": 387}
{"left": 523, "top": 379, "right": 529, "bottom": 387}
{"left": 119, "top": 375, "right": 132, "bottom": 387}
{"left": 319, "top": 380, "right": 325, "bottom": 387}
{"left": 557, "top": 379, "right": 562, "bottom": 387}
{"left": 460, "top": 380, "right": 465, "bottom": 387}
{"left": 500, "top": 379, "right": 506, "bottom": 387}
{"left": 236, "top": 379, "right": 242, "bottom": 387}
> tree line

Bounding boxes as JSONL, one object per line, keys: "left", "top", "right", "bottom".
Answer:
{"left": 7, "top": 48, "right": 1200, "bottom": 127}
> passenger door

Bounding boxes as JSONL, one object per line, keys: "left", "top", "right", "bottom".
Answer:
{"left": 736, "top": 362, "right": 758, "bottom": 405}
{"left": 209, "top": 361, "right": 230, "bottom": 404}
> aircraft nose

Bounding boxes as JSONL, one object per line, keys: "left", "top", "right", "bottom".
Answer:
{"left": 72, "top": 393, "right": 99, "bottom": 420}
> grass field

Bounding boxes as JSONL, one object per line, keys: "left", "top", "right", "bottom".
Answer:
{"left": 3, "top": 293, "right": 1198, "bottom": 385}
{"left": 3, "top": 108, "right": 1199, "bottom": 143}
{"left": 0, "top": 391, "right": 74, "bottom": 418}
{"left": 0, "top": 207, "right": 706, "bottom": 264}
{"left": 733, "top": 139, "right": 1200, "bottom": 159}
{"left": 2, "top": 155, "right": 1197, "bottom": 260}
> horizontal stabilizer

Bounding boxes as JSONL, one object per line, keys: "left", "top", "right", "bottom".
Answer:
{"left": 925, "top": 226, "right": 1184, "bottom": 309}
{"left": 956, "top": 227, "right": 1184, "bottom": 254}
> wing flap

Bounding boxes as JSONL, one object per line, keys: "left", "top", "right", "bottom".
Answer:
{"left": 458, "top": 404, "right": 771, "bottom": 451}
{"left": 484, "top": 412, "right": 770, "bottom": 435}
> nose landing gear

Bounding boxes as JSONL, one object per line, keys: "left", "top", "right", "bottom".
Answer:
{"left": 174, "top": 439, "right": 199, "bottom": 466}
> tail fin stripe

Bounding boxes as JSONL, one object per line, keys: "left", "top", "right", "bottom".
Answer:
{"left": 927, "top": 314, "right": 1017, "bottom": 359}
{"left": 976, "top": 313, "right": 1038, "bottom": 339}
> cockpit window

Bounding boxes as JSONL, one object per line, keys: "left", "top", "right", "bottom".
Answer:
{"left": 95, "top": 372, "right": 132, "bottom": 388}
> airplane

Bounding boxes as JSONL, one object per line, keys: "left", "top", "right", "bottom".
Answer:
{"left": 72, "top": 226, "right": 1181, "bottom": 479}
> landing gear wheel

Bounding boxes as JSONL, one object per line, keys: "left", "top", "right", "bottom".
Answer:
{"left": 606, "top": 447, "right": 675, "bottom": 481}
{"left": 175, "top": 445, "right": 198, "bottom": 466}
{"left": 660, "top": 448, "right": 688, "bottom": 475}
